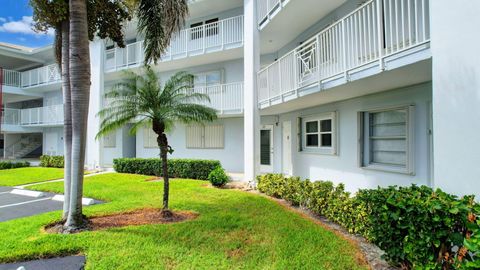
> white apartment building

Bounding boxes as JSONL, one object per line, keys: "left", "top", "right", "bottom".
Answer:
{"left": 0, "top": 0, "right": 479, "bottom": 197}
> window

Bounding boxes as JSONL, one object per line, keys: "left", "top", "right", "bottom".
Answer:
{"left": 300, "top": 112, "right": 336, "bottom": 154}
{"left": 186, "top": 125, "right": 224, "bottom": 149}
{"left": 360, "top": 106, "right": 415, "bottom": 174}
{"left": 103, "top": 132, "right": 116, "bottom": 148}
{"left": 190, "top": 22, "right": 203, "bottom": 40}
{"left": 194, "top": 70, "right": 223, "bottom": 88}
{"left": 190, "top": 18, "right": 219, "bottom": 40}
{"left": 205, "top": 18, "right": 219, "bottom": 36}
{"left": 143, "top": 127, "right": 157, "bottom": 148}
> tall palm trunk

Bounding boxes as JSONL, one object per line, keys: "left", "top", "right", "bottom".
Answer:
{"left": 153, "top": 121, "right": 171, "bottom": 216}
{"left": 61, "top": 20, "right": 72, "bottom": 220}
{"left": 65, "top": 0, "right": 90, "bottom": 229}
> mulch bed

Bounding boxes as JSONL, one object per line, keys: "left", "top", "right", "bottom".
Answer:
{"left": 45, "top": 209, "right": 198, "bottom": 233}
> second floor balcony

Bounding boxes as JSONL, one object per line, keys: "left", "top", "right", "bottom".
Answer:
{"left": 105, "top": 15, "right": 244, "bottom": 73}
{"left": 2, "top": 105, "right": 64, "bottom": 127}
{"left": 258, "top": 0, "right": 431, "bottom": 109}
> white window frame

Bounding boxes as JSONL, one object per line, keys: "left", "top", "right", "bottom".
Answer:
{"left": 186, "top": 124, "right": 224, "bottom": 149}
{"left": 358, "top": 105, "right": 415, "bottom": 175}
{"left": 301, "top": 112, "right": 337, "bottom": 155}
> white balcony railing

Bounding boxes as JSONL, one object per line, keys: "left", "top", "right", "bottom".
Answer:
{"left": 21, "top": 64, "right": 61, "bottom": 88}
{"left": 105, "top": 15, "right": 244, "bottom": 72}
{"left": 257, "top": 0, "right": 287, "bottom": 27}
{"left": 1, "top": 69, "right": 21, "bottom": 87}
{"left": 20, "top": 104, "right": 64, "bottom": 126}
{"left": 190, "top": 82, "right": 244, "bottom": 114}
{"left": 1, "top": 108, "right": 21, "bottom": 125}
{"left": 258, "top": 0, "right": 430, "bottom": 105}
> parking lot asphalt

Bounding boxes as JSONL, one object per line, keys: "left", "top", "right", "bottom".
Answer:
{"left": 0, "top": 256, "right": 86, "bottom": 270}
{"left": 0, "top": 187, "right": 63, "bottom": 222}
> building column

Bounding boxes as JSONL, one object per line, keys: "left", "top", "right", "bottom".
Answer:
{"left": 243, "top": 0, "right": 261, "bottom": 182}
{"left": 431, "top": 0, "right": 480, "bottom": 197}
{"left": 85, "top": 39, "right": 104, "bottom": 169}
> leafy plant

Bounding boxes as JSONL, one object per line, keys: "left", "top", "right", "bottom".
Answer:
{"left": 113, "top": 158, "right": 221, "bottom": 180}
{"left": 40, "top": 155, "right": 64, "bottom": 168}
{"left": 0, "top": 161, "right": 30, "bottom": 170}
{"left": 208, "top": 167, "right": 229, "bottom": 187}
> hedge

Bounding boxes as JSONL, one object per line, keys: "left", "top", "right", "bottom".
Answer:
{"left": 0, "top": 161, "right": 30, "bottom": 170}
{"left": 113, "top": 158, "right": 222, "bottom": 180}
{"left": 257, "top": 174, "right": 480, "bottom": 269}
{"left": 39, "top": 155, "right": 64, "bottom": 168}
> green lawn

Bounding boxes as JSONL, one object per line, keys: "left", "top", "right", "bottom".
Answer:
{"left": 0, "top": 167, "right": 64, "bottom": 186}
{"left": 0, "top": 173, "right": 367, "bottom": 270}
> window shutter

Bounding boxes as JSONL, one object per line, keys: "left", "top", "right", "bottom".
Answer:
{"left": 204, "top": 125, "right": 224, "bottom": 148}
{"left": 186, "top": 125, "right": 204, "bottom": 148}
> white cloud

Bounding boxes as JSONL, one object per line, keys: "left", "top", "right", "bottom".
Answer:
{"left": 0, "top": 16, "right": 54, "bottom": 36}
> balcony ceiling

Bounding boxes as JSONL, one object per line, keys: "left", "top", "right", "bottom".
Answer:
{"left": 189, "top": 0, "right": 243, "bottom": 19}
{"left": 260, "top": 0, "right": 347, "bottom": 54}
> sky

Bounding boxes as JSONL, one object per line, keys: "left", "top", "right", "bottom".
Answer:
{"left": 0, "top": 0, "right": 54, "bottom": 49}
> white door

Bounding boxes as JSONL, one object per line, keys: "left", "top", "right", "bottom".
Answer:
{"left": 282, "top": 121, "right": 292, "bottom": 175}
{"left": 260, "top": 125, "right": 274, "bottom": 173}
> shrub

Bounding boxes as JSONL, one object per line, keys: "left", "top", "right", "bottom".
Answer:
{"left": 256, "top": 173, "right": 480, "bottom": 269}
{"left": 208, "top": 167, "right": 229, "bottom": 187}
{"left": 0, "top": 161, "right": 30, "bottom": 170}
{"left": 39, "top": 155, "right": 64, "bottom": 168}
{"left": 113, "top": 158, "right": 221, "bottom": 180}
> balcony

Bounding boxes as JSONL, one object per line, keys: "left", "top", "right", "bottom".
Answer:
{"left": 191, "top": 82, "right": 244, "bottom": 115}
{"left": 105, "top": 15, "right": 244, "bottom": 72}
{"left": 21, "top": 64, "right": 61, "bottom": 88}
{"left": 1, "top": 105, "right": 64, "bottom": 128}
{"left": 257, "top": 0, "right": 289, "bottom": 29}
{"left": 1, "top": 69, "right": 21, "bottom": 87}
{"left": 258, "top": 0, "right": 430, "bottom": 108}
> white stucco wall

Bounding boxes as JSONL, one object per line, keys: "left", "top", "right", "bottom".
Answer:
{"left": 431, "top": 1, "right": 480, "bottom": 197}
{"left": 136, "top": 117, "right": 244, "bottom": 172}
{"left": 262, "top": 83, "right": 433, "bottom": 193}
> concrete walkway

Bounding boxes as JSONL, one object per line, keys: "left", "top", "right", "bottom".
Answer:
{"left": 0, "top": 256, "right": 85, "bottom": 270}
{"left": 15, "top": 171, "right": 115, "bottom": 189}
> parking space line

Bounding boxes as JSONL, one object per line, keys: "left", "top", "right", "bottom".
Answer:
{"left": 0, "top": 197, "right": 53, "bottom": 209}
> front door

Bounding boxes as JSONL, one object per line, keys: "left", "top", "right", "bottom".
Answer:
{"left": 282, "top": 121, "right": 292, "bottom": 176}
{"left": 260, "top": 125, "right": 274, "bottom": 173}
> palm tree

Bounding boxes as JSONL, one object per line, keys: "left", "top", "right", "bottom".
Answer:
{"left": 96, "top": 66, "right": 217, "bottom": 215}
{"left": 65, "top": 0, "right": 91, "bottom": 229}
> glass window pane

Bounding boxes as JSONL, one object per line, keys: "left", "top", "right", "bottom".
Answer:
{"left": 306, "top": 121, "right": 318, "bottom": 133}
{"left": 321, "top": 134, "right": 332, "bottom": 147}
{"left": 206, "top": 72, "right": 221, "bottom": 85}
{"left": 320, "top": 119, "right": 332, "bottom": 132}
{"left": 260, "top": 130, "right": 271, "bottom": 165}
{"left": 306, "top": 134, "right": 319, "bottom": 147}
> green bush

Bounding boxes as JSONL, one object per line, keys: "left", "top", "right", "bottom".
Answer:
{"left": 0, "top": 161, "right": 30, "bottom": 170}
{"left": 113, "top": 158, "right": 222, "bottom": 180}
{"left": 208, "top": 167, "right": 229, "bottom": 187}
{"left": 256, "top": 174, "right": 480, "bottom": 269}
{"left": 39, "top": 155, "right": 64, "bottom": 168}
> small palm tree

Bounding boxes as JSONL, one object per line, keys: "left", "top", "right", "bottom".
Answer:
{"left": 97, "top": 66, "right": 217, "bottom": 216}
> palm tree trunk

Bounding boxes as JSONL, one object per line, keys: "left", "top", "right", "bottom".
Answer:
{"left": 65, "top": 0, "right": 90, "bottom": 230}
{"left": 153, "top": 121, "right": 172, "bottom": 218}
{"left": 159, "top": 134, "right": 169, "bottom": 211}
{"left": 61, "top": 20, "right": 72, "bottom": 221}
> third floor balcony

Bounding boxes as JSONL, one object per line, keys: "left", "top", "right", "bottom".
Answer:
{"left": 105, "top": 15, "right": 244, "bottom": 73}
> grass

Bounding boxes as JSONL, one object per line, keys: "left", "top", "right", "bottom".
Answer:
{"left": 0, "top": 167, "right": 64, "bottom": 186}
{"left": 0, "top": 173, "right": 367, "bottom": 269}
